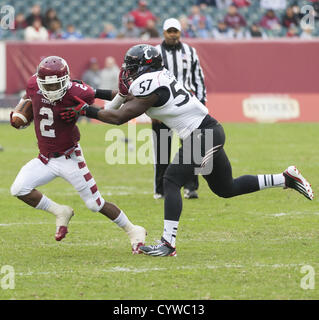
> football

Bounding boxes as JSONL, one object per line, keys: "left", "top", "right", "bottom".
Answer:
{"left": 11, "top": 98, "right": 33, "bottom": 129}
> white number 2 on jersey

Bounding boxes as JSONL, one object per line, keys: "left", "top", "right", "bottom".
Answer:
{"left": 39, "top": 107, "right": 56, "bottom": 138}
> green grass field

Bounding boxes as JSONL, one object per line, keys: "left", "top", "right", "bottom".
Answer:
{"left": 0, "top": 121, "right": 318, "bottom": 300}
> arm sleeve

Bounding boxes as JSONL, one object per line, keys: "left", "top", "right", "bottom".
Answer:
{"left": 191, "top": 47, "right": 207, "bottom": 103}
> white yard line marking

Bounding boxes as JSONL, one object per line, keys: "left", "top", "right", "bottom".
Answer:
{"left": 15, "top": 263, "right": 307, "bottom": 277}
{"left": 273, "top": 213, "right": 287, "bottom": 217}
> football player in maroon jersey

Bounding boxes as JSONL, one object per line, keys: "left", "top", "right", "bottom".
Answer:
{"left": 10, "top": 56, "right": 146, "bottom": 254}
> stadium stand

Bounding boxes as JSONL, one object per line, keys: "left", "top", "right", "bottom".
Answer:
{"left": 1, "top": 0, "right": 318, "bottom": 40}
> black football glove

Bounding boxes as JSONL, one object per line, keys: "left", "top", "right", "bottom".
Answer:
{"left": 60, "top": 96, "right": 89, "bottom": 122}
{"left": 118, "top": 66, "right": 131, "bottom": 97}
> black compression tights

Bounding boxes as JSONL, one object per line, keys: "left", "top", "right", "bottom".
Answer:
{"left": 163, "top": 148, "right": 260, "bottom": 222}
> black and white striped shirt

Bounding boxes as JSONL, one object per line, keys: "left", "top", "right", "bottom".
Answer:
{"left": 156, "top": 41, "right": 206, "bottom": 103}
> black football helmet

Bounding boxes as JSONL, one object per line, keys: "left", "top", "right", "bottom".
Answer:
{"left": 122, "top": 44, "right": 163, "bottom": 83}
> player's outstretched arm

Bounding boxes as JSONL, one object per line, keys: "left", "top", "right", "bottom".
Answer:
{"left": 60, "top": 94, "right": 158, "bottom": 125}
{"left": 96, "top": 94, "right": 158, "bottom": 124}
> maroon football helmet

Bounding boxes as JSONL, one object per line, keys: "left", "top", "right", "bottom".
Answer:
{"left": 36, "top": 56, "right": 70, "bottom": 102}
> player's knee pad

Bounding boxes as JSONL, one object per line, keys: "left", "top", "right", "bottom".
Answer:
{"left": 85, "top": 197, "right": 105, "bottom": 212}
{"left": 10, "top": 180, "right": 31, "bottom": 197}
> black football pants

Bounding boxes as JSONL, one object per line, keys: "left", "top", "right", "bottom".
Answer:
{"left": 152, "top": 120, "right": 199, "bottom": 195}
{"left": 163, "top": 115, "right": 260, "bottom": 222}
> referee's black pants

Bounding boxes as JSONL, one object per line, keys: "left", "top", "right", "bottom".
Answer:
{"left": 152, "top": 120, "right": 199, "bottom": 195}
{"left": 163, "top": 115, "right": 260, "bottom": 222}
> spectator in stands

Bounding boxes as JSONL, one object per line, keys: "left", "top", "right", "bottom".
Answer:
{"left": 24, "top": 18, "right": 49, "bottom": 41}
{"left": 188, "top": 5, "right": 213, "bottom": 33}
{"left": 245, "top": 23, "right": 268, "bottom": 39}
{"left": 195, "top": 19, "right": 211, "bottom": 38}
{"left": 179, "top": 15, "right": 197, "bottom": 38}
{"left": 118, "top": 15, "right": 141, "bottom": 38}
{"left": 140, "top": 19, "right": 160, "bottom": 39}
{"left": 282, "top": 6, "right": 300, "bottom": 29}
{"left": 43, "top": 8, "right": 60, "bottom": 30}
{"left": 260, "top": 0, "right": 287, "bottom": 10}
{"left": 259, "top": 9, "right": 281, "bottom": 31}
{"left": 82, "top": 57, "right": 101, "bottom": 89}
{"left": 232, "top": 0, "right": 251, "bottom": 8}
{"left": 61, "top": 24, "right": 84, "bottom": 40}
{"left": 215, "top": 0, "right": 233, "bottom": 9}
{"left": 14, "top": 13, "right": 28, "bottom": 30}
{"left": 286, "top": 25, "right": 299, "bottom": 38}
{"left": 99, "top": 23, "right": 117, "bottom": 39}
{"left": 99, "top": 56, "right": 120, "bottom": 90}
{"left": 291, "top": 3, "right": 306, "bottom": 22}
{"left": 232, "top": 25, "right": 245, "bottom": 39}
{"left": 128, "top": 0, "right": 158, "bottom": 29}
{"left": 300, "top": 25, "right": 315, "bottom": 39}
{"left": 224, "top": 4, "right": 247, "bottom": 29}
{"left": 48, "top": 19, "right": 63, "bottom": 39}
{"left": 26, "top": 4, "right": 44, "bottom": 26}
{"left": 212, "top": 20, "right": 234, "bottom": 39}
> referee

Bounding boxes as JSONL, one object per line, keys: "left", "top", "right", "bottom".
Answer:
{"left": 152, "top": 17, "right": 207, "bottom": 200}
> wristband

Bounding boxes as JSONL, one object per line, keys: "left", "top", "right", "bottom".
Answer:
{"left": 85, "top": 106, "right": 100, "bottom": 119}
{"left": 95, "top": 89, "right": 113, "bottom": 100}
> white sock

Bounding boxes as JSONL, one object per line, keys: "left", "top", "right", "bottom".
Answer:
{"left": 258, "top": 173, "right": 285, "bottom": 190}
{"left": 35, "top": 195, "right": 52, "bottom": 211}
{"left": 36, "top": 195, "right": 72, "bottom": 227}
{"left": 163, "top": 220, "right": 178, "bottom": 247}
{"left": 113, "top": 211, "right": 134, "bottom": 233}
{"left": 35, "top": 195, "right": 67, "bottom": 216}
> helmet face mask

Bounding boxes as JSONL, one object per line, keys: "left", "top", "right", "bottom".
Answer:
{"left": 36, "top": 56, "right": 70, "bottom": 102}
{"left": 123, "top": 60, "right": 139, "bottom": 80}
{"left": 123, "top": 44, "right": 163, "bottom": 83}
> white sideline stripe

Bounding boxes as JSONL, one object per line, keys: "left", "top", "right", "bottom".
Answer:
{"left": 16, "top": 263, "right": 305, "bottom": 277}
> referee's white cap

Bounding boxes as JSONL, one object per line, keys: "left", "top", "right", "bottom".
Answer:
{"left": 163, "top": 18, "right": 181, "bottom": 31}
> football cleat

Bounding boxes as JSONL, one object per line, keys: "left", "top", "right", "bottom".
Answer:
{"left": 55, "top": 206, "right": 74, "bottom": 241}
{"left": 139, "top": 237, "right": 177, "bottom": 257}
{"left": 55, "top": 226, "right": 68, "bottom": 241}
{"left": 283, "top": 166, "right": 314, "bottom": 200}
{"left": 184, "top": 189, "right": 198, "bottom": 199}
{"left": 127, "top": 225, "right": 147, "bottom": 254}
